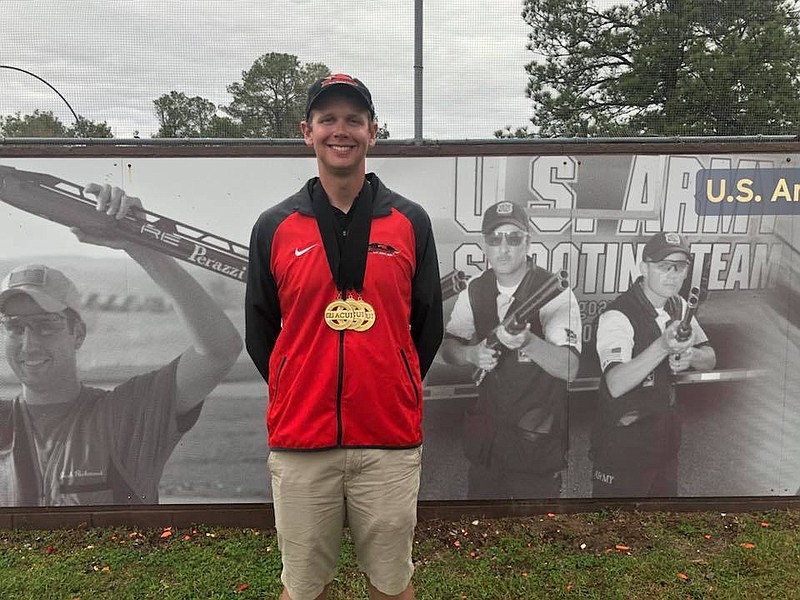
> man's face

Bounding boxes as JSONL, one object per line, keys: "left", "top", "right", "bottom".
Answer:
{"left": 301, "top": 92, "right": 377, "bottom": 178}
{"left": 1, "top": 294, "right": 83, "bottom": 393}
{"left": 640, "top": 251, "right": 691, "bottom": 301}
{"left": 484, "top": 224, "right": 529, "bottom": 277}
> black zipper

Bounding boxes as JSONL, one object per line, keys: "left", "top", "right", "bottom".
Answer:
{"left": 336, "top": 331, "right": 345, "bottom": 445}
{"left": 399, "top": 349, "right": 420, "bottom": 407}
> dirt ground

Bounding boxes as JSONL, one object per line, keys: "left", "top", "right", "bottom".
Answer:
{"left": 412, "top": 508, "right": 793, "bottom": 557}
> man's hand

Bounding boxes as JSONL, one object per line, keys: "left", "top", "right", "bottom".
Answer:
{"left": 71, "top": 183, "right": 143, "bottom": 250}
{"left": 660, "top": 320, "right": 695, "bottom": 355}
{"left": 669, "top": 348, "right": 694, "bottom": 373}
{"left": 469, "top": 339, "right": 500, "bottom": 372}
{"left": 495, "top": 324, "right": 531, "bottom": 350}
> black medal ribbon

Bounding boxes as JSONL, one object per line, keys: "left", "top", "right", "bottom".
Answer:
{"left": 310, "top": 178, "right": 373, "bottom": 294}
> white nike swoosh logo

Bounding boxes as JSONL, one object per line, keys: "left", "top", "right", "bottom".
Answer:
{"left": 294, "top": 244, "right": 317, "bottom": 257}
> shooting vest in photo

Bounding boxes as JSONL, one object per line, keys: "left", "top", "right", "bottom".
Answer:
{"left": 466, "top": 263, "right": 569, "bottom": 474}
{"left": 591, "top": 278, "right": 682, "bottom": 466}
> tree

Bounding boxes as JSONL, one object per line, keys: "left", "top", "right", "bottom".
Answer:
{"left": 508, "top": 0, "right": 800, "bottom": 137}
{"left": 1, "top": 110, "right": 66, "bottom": 137}
{"left": 224, "top": 53, "right": 330, "bottom": 138}
{"left": 1, "top": 110, "right": 112, "bottom": 137}
{"left": 70, "top": 117, "right": 113, "bottom": 138}
{"left": 153, "top": 91, "right": 241, "bottom": 137}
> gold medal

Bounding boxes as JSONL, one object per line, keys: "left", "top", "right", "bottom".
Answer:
{"left": 345, "top": 297, "right": 366, "bottom": 330}
{"left": 352, "top": 299, "right": 376, "bottom": 332}
{"left": 324, "top": 299, "right": 354, "bottom": 331}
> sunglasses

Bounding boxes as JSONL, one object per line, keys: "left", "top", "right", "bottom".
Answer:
{"left": 0, "top": 313, "right": 71, "bottom": 337}
{"left": 484, "top": 231, "right": 529, "bottom": 247}
{"left": 646, "top": 260, "right": 691, "bottom": 274}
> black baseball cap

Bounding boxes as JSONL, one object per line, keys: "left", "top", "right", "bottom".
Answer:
{"left": 643, "top": 232, "right": 691, "bottom": 262}
{"left": 305, "top": 73, "right": 375, "bottom": 121}
{"left": 481, "top": 201, "right": 529, "bottom": 234}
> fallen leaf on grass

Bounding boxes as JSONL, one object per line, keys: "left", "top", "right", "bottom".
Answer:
{"left": 615, "top": 545, "right": 631, "bottom": 551}
{"left": 547, "top": 513, "right": 556, "bottom": 518}
{"left": 704, "top": 534, "right": 712, "bottom": 540}
{"left": 761, "top": 522, "right": 770, "bottom": 528}
{"left": 45, "top": 545, "right": 54, "bottom": 555}
{"left": 235, "top": 583, "right": 249, "bottom": 593}
{"left": 677, "top": 573, "right": 689, "bottom": 581}
{"left": 740, "top": 542, "right": 756, "bottom": 549}
{"left": 160, "top": 528, "right": 173, "bottom": 539}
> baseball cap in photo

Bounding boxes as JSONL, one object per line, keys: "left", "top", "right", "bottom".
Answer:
{"left": 305, "top": 73, "right": 375, "bottom": 120}
{"left": 0, "top": 264, "right": 82, "bottom": 314}
{"left": 643, "top": 232, "right": 691, "bottom": 262}
{"left": 482, "top": 201, "right": 530, "bottom": 234}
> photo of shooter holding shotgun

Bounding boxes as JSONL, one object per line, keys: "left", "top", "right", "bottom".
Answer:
{"left": 590, "top": 232, "right": 717, "bottom": 498}
{"left": 440, "top": 201, "right": 582, "bottom": 500}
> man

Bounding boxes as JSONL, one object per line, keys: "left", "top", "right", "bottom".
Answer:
{"left": 0, "top": 185, "right": 243, "bottom": 506}
{"left": 245, "top": 74, "right": 443, "bottom": 600}
{"left": 439, "top": 201, "right": 582, "bottom": 499}
{"left": 590, "top": 232, "right": 716, "bottom": 497}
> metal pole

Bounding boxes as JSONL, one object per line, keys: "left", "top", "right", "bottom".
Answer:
{"left": 0, "top": 65, "right": 81, "bottom": 125}
{"left": 414, "top": 0, "right": 423, "bottom": 142}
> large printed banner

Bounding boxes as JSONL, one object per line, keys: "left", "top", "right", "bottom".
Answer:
{"left": 0, "top": 153, "right": 796, "bottom": 506}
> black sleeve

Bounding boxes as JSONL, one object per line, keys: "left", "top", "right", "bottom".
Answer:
{"left": 245, "top": 213, "right": 282, "bottom": 383}
{"left": 410, "top": 210, "right": 444, "bottom": 379}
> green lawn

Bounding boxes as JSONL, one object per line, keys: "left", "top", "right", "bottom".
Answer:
{"left": 2, "top": 509, "right": 799, "bottom": 599}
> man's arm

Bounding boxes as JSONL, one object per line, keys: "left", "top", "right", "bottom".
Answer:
{"left": 440, "top": 336, "right": 500, "bottom": 372}
{"left": 79, "top": 184, "right": 243, "bottom": 414}
{"left": 245, "top": 214, "right": 282, "bottom": 383}
{"left": 501, "top": 332, "right": 581, "bottom": 382}
{"left": 690, "top": 345, "right": 716, "bottom": 370}
{"left": 495, "top": 287, "right": 582, "bottom": 382}
{"left": 602, "top": 319, "right": 695, "bottom": 399}
{"left": 410, "top": 218, "right": 444, "bottom": 379}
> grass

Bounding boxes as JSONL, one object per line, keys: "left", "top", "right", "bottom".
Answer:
{"left": 2, "top": 509, "right": 800, "bottom": 599}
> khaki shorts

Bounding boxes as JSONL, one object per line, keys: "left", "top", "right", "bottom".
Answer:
{"left": 268, "top": 447, "right": 422, "bottom": 600}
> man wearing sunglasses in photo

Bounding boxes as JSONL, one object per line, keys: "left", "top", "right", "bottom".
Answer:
{"left": 590, "top": 232, "right": 716, "bottom": 497}
{"left": 0, "top": 185, "right": 242, "bottom": 506}
{"left": 440, "top": 201, "right": 581, "bottom": 499}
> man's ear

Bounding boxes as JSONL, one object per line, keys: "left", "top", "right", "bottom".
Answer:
{"left": 300, "top": 120, "right": 313, "bottom": 146}
{"left": 639, "top": 261, "right": 648, "bottom": 279}
{"left": 73, "top": 320, "right": 87, "bottom": 350}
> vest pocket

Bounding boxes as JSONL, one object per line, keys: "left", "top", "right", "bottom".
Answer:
{"left": 399, "top": 349, "right": 420, "bottom": 407}
{"left": 272, "top": 355, "right": 287, "bottom": 400}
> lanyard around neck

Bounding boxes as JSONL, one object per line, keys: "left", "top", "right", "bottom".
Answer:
{"left": 310, "top": 178, "right": 373, "bottom": 293}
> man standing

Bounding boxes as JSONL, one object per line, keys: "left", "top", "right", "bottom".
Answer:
{"left": 0, "top": 185, "right": 243, "bottom": 506}
{"left": 245, "top": 74, "right": 443, "bottom": 600}
{"left": 439, "top": 201, "right": 582, "bottom": 499}
{"left": 590, "top": 232, "right": 716, "bottom": 497}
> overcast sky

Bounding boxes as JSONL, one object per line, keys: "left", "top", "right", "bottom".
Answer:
{"left": 0, "top": 0, "right": 549, "bottom": 140}
{"left": 0, "top": 0, "right": 624, "bottom": 139}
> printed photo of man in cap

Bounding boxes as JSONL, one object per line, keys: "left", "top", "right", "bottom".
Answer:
{"left": 0, "top": 184, "right": 243, "bottom": 506}
{"left": 590, "top": 231, "right": 716, "bottom": 497}
{"left": 439, "top": 201, "right": 582, "bottom": 499}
